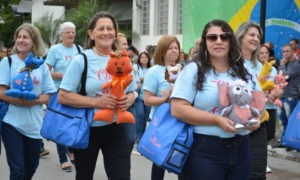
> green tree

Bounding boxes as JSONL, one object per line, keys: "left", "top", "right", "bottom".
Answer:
{"left": 0, "top": 2, "right": 21, "bottom": 48}
{"left": 34, "top": 13, "right": 63, "bottom": 47}
{"left": 65, "top": 0, "right": 111, "bottom": 46}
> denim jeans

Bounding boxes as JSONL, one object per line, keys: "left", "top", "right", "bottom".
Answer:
{"left": 134, "top": 98, "right": 151, "bottom": 141}
{"left": 278, "top": 97, "right": 299, "bottom": 136}
{"left": 2, "top": 122, "right": 41, "bottom": 180}
{"left": 56, "top": 143, "right": 68, "bottom": 164}
{"left": 74, "top": 123, "right": 130, "bottom": 180}
{"left": 183, "top": 133, "right": 251, "bottom": 180}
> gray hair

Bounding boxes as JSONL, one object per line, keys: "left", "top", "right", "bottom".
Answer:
{"left": 59, "top": 22, "right": 76, "bottom": 35}
{"left": 235, "top": 21, "right": 263, "bottom": 62}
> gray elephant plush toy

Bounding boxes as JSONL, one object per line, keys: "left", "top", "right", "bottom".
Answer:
{"left": 218, "top": 79, "right": 266, "bottom": 129}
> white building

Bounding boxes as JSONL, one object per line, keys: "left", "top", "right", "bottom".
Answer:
{"left": 132, "top": 0, "right": 183, "bottom": 52}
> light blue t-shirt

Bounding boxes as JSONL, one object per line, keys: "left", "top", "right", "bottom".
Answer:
{"left": 0, "top": 54, "right": 56, "bottom": 139}
{"left": 45, "top": 43, "right": 82, "bottom": 89}
{"left": 60, "top": 49, "right": 137, "bottom": 127}
{"left": 171, "top": 62, "right": 261, "bottom": 138}
{"left": 143, "top": 64, "right": 170, "bottom": 119}
{"left": 133, "top": 64, "right": 149, "bottom": 100}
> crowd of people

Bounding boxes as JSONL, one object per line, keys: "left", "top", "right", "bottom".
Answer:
{"left": 0, "top": 11, "right": 300, "bottom": 180}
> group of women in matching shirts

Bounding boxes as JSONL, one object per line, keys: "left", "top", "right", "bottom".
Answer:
{"left": 0, "top": 10, "right": 273, "bottom": 180}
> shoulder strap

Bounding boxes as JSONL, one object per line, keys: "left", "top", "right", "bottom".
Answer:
{"left": 79, "top": 53, "right": 88, "bottom": 96}
{"left": 7, "top": 56, "right": 12, "bottom": 67}
{"left": 75, "top": 44, "right": 81, "bottom": 53}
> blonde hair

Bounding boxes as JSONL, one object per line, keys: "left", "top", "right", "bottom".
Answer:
{"left": 235, "top": 21, "right": 263, "bottom": 62}
{"left": 12, "top": 23, "right": 45, "bottom": 57}
{"left": 153, "top": 35, "right": 180, "bottom": 65}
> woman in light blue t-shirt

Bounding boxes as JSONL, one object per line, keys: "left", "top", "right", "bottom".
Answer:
{"left": 143, "top": 35, "right": 184, "bottom": 180}
{"left": 171, "top": 20, "right": 262, "bottom": 180}
{"left": 134, "top": 52, "right": 151, "bottom": 142}
{"left": 58, "top": 12, "right": 136, "bottom": 180}
{"left": 45, "top": 22, "right": 82, "bottom": 172}
{"left": 0, "top": 24, "right": 56, "bottom": 179}
{"left": 236, "top": 21, "right": 269, "bottom": 178}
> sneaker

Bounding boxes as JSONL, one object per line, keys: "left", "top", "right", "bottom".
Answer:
{"left": 266, "top": 166, "right": 272, "bottom": 173}
{"left": 40, "top": 148, "right": 50, "bottom": 157}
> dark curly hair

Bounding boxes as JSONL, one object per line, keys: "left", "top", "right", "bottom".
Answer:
{"left": 193, "top": 19, "right": 253, "bottom": 91}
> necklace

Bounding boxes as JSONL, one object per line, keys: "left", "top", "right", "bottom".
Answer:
{"left": 93, "top": 47, "right": 110, "bottom": 56}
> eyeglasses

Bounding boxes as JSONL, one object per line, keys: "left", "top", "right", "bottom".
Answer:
{"left": 206, "top": 33, "right": 232, "bottom": 42}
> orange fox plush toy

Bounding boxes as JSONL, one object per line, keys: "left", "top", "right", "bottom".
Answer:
{"left": 93, "top": 50, "right": 135, "bottom": 124}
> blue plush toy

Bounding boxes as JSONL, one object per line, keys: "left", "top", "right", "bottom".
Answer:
{"left": 5, "top": 53, "right": 45, "bottom": 101}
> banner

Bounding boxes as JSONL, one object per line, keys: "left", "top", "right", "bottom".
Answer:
{"left": 183, "top": 0, "right": 300, "bottom": 60}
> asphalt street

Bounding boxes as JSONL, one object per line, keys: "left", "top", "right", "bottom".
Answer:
{"left": 0, "top": 139, "right": 300, "bottom": 180}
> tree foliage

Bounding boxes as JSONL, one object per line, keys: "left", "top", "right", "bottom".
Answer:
{"left": 65, "top": 0, "right": 111, "bottom": 45}
{"left": 0, "top": 2, "right": 22, "bottom": 48}
{"left": 34, "top": 13, "right": 63, "bottom": 47}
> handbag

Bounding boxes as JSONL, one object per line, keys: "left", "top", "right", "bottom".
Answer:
{"left": 41, "top": 53, "right": 94, "bottom": 149}
{"left": 137, "top": 103, "right": 194, "bottom": 174}
{"left": 282, "top": 101, "right": 300, "bottom": 150}
{"left": 0, "top": 56, "right": 12, "bottom": 134}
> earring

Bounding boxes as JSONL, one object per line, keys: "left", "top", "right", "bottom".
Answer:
{"left": 233, "top": 46, "right": 242, "bottom": 62}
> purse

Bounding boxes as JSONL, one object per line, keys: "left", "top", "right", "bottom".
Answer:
{"left": 41, "top": 53, "right": 94, "bottom": 149}
{"left": 0, "top": 56, "right": 12, "bottom": 135}
{"left": 137, "top": 103, "right": 194, "bottom": 174}
{"left": 282, "top": 101, "right": 300, "bottom": 151}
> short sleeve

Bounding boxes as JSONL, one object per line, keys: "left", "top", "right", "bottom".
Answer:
{"left": 143, "top": 66, "right": 158, "bottom": 94}
{"left": 45, "top": 47, "right": 57, "bottom": 67}
{"left": 171, "top": 62, "right": 198, "bottom": 103}
{"left": 0, "top": 57, "right": 11, "bottom": 86}
{"left": 41, "top": 64, "right": 56, "bottom": 94}
{"left": 60, "top": 54, "right": 84, "bottom": 92}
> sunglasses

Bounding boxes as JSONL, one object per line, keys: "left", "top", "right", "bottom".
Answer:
{"left": 206, "top": 33, "right": 232, "bottom": 42}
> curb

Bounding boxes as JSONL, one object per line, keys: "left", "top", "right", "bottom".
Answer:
{"left": 268, "top": 148, "right": 300, "bottom": 162}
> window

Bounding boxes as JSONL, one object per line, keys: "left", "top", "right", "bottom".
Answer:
{"left": 141, "top": 0, "right": 150, "bottom": 35}
{"left": 176, "top": 0, "right": 182, "bottom": 34}
{"left": 158, "top": 0, "right": 168, "bottom": 35}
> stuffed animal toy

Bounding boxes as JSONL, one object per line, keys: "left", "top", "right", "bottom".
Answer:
{"left": 258, "top": 60, "right": 276, "bottom": 91}
{"left": 5, "top": 53, "right": 45, "bottom": 101}
{"left": 165, "top": 64, "right": 182, "bottom": 86}
{"left": 218, "top": 79, "right": 266, "bottom": 129}
{"left": 94, "top": 50, "right": 135, "bottom": 124}
{"left": 266, "top": 71, "right": 288, "bottom": 107}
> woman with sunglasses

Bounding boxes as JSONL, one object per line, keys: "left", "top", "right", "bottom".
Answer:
{"left": 236, "top": 21, "right": 268, "bottom": 179}
{"left": 170, "top": 20, "right": 261, "bottom": 180}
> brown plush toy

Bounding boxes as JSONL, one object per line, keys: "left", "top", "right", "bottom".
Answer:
{"left": 93, "top": 50, "right": 135, "bottom": 124}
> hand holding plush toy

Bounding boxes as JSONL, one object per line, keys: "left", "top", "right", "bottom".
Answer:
{"left": 93, "top": 50, "right": 135, "bottom": 124}
{"left": 218, "top": 80, "right": 266, "bottom": 129}
{"left": 266, "top": 71, "right": 288, "bottom": 107}
{"left": 165, "top": 64, "right": 182, "bottom": 88}
{"left": 5, "top": 53, "right": 45, "bottom": 101}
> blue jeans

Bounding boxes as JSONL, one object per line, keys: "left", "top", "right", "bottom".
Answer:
{"left": 56, "top": 143, "right": 68, "bottom": 164}
{"left": 134, "top": 98, "right": 151, "bottom": 141}
{"left": 278, "top": 97, "right": 299, "bottom": 136}
{"left": 2, "top": 122, "right": 41, "bottom": 180}
{"left": 183, "top": 134, "right": 251, "bottom": 180}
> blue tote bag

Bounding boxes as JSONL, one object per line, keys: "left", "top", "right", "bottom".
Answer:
{"left": 41, "top": 53, "right": 94, "bottom": 149}
{"left": 137, "top": 103, "right": 194, "bottom": 174}
{"left": 282, "top": 101, "right": 300, "bottom": 150}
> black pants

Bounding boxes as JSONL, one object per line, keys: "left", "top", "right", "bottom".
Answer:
{"left": 74, "top": 123, "right": 131, "bottom": 180}
{"left": 249, "top": 123, "right": 267, "bottom": 180}
{"left": 266, "top": 109, "right": 277, "bottom": 141}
